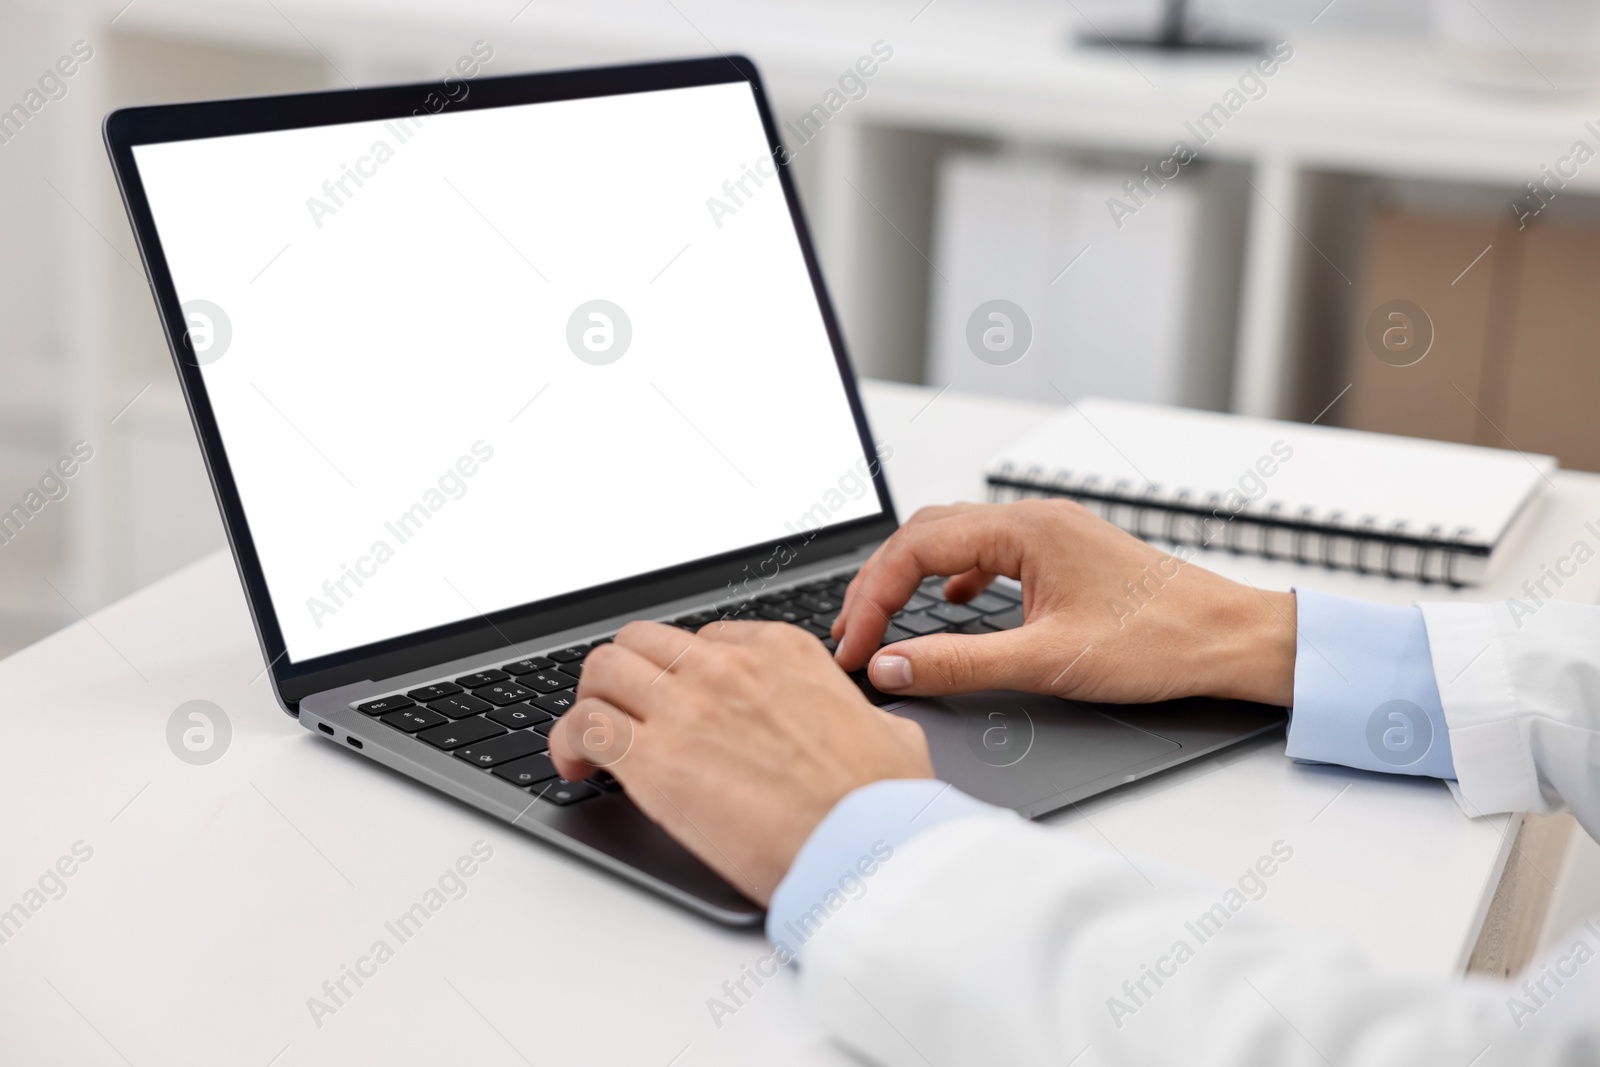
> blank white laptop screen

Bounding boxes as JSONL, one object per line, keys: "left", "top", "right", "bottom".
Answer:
{"left": 131, "top": 81, "right": 880, "bottom": 663}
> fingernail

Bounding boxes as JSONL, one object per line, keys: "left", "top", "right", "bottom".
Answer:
{"left": 871, "top": 653, "right": 912, "bottom": 690}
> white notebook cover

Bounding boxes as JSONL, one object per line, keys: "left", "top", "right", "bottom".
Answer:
{"left": 987, "top": 398, "right": 1556, "bottom": 551}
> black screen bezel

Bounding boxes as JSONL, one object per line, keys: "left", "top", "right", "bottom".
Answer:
{"left": 103, "top": 55, "right": 897, "bottom": 711}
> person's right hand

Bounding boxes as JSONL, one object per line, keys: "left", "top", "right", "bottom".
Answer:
{"left": 831, "top": 500, "right": 1296, "bottom": 707}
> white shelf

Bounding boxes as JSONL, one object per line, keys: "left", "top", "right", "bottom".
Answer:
{"left": 116, "top": 0, "right": 1600, "bottom": 183}
{"left": 34, "top": 0, "right": 1600, "bottom": 614}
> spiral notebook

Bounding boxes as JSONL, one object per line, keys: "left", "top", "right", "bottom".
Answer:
{"left": 985, "top": 398, "right": 1556, "bottom": 585}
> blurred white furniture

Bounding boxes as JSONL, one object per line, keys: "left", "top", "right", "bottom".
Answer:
{"left": 924, "top": 153, "right": 1236, "bottom": 410}
{"left": 20, "top": 0, "right": 1600, "bottom": 667}
{"left": 1, "top": 380, "right": 1592, "bottom": 1065}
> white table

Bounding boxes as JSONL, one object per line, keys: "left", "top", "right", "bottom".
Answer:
{"left": 4, "top": 381, "right": 1596, "bottom": 1066}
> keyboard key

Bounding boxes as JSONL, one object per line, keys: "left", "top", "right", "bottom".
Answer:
{"left": 418, "top": 716, "right": 506, "bottom": 750}
{"left": 501, "top": 656, "right": 555, "bottom": 675}
{"left": 986, "top": 606, "right": 1024, "bottom": 630}
{"left": 672, "top": 610, "right": 720, "bottom": 630}
{"left": 881, "top": 624, "right": 913, "bottom": 644}
{"left": 456, "top": 669, "right": 509, "bottom": 688}
{"left": 801, "top": 618, "right": 833, "bottom": 639}
{"left": 930, "top": 602, "right": 982, "bottom": 625}
{"left": 522, "top": 670, "right": 571, "bottom": 694}
{"left": 758, "top": 604, "right": 809, "bottom": 623}
{"left": 357, "top": 694, "right": 414, "bottom": 715}
{"left": 427, "top": 693, "right": 494, "bottom": 719}
{"left": 795, "top": 594, "right": 842, "bottom": 614}
{"left": 455, "top": 730, "right": 548, "bottom": 768}
{"left": 810, "top": 610, "right": 840, "bottom": 630}
{"left": 966, "top": 591, "right": 1013, "bottom": 613}
{"left": 548, "top": 645, "right": 588, "bottom": 663}
{"left": 486, "top": 703, "right": 554, "bottom": 729}
{"left": 381, "top": 707, "right": 448, "bottom": 732}
{"left": 556, "top": 662, "right": 583, "bottom": 682}
{"left": 589, "top": 636, "right": 614, "bottom": 646}
{"left": 530, "top": 690, "right": 578, "bottom": 716}
{"left": 407, "top": 682, "right": 463, "bottom": 701}
{"left": 537, "top": 779, "right": 600, "bottom": 806}
{"left": 893, "top": 612, "right": 948, "bottom": 636}
{"left": 591, "top": 770, "right": 621, "bottom": 792}
{"left": 985, "top": 585, "right": 1023, "bottom": 603}
{"left": 903, "top": 593, "right": 937, "bottom": 613}
{"left": 532, "top": 717, "right": 561, "bottom": 737}
{"left": 955, "top": 619, "right": 999, "bottom": 635}
{"left": 491, "top": 753, "right": 560, "bottom": 787}
{"left": 473, "top": 682, "right": 534, "bottom": 706}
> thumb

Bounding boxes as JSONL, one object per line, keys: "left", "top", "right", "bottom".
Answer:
{"left": 867, "top": 628, "right": 1045, "bottom": 696}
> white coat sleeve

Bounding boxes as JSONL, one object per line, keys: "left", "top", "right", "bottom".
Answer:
{"left": 800, "top": 813, "right": 1600, "bottom": 1067}
{"left": 1421, "top": 599, "right": 1600, "bottom": 839}
{"left": 795, "top": 598, "right": 1600, "bottom": 1066}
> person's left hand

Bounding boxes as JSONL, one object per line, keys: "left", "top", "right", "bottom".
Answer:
{"left": 547, "top": 619, "right": 933, "bottom": 904}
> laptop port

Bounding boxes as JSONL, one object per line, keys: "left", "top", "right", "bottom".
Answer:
{"left": 318, "top": 723, "right": 334, "bottom": 735}
{"left": 346, "top": 737, "right": 363, "bottom": 749}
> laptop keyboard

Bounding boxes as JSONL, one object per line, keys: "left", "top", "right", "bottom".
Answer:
{"left": 350, "top": 570, "right": 1024, "bottom": 807}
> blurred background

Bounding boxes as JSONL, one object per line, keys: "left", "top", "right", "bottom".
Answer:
{"left": 6, "top": 0, "right": 1600, "bottom": 657}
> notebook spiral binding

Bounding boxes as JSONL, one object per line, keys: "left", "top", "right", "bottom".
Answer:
{"left": 987, "top": 462, "right": 1478, "bottom": 586}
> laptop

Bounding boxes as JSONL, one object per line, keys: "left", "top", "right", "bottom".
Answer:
{"left": 105, "top": 55, "right": 1286, "bottom": 926}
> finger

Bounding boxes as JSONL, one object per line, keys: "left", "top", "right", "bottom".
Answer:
{"left": 690, "top": 617, "right": 774, "bottom": 646}
{"left": 900, "top": 502, "right": 987, "bottom": 526}
{"left": 547, "top": 699, "right": 596, "bottom": 781}
{"left": 866, "top": 627, "right": 1054, "bottom": 696}
{"left": 836, "top": 513, "right": 960, "bottom": 644}
{"left": 550, "top": 696, "right": 639, "bottom": 779}
{"left": 834, "top": 511, "right": 1027, "bottom": 670}
{"left": 612, "top": 619, "right": 698, "bottom": 671}
{"left": 839, "top": 503, "right": 988, "bottom": 625}
{"left": 577, "top": 639, "right": 679, "bottom": 722}
{"left": 941, "top": 568, "right": 994, "bottom": 603}
{"left": 838, "top": 507, "right": 1008, "bottom": 645}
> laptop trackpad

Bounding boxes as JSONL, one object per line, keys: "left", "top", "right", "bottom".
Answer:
{"left": 891, "top": 692, "right": 1182, "bottom": 816}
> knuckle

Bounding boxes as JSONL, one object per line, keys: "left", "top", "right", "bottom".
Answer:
{"left": 781, "top": 621, "right": 814, "bottom": 646}
{"left": 765, "top": 623, "right": 811, "bottom": 655}
{"left": 725, "top": 644, "right": 760, "bottom": 675}
{"left": 616, "top": 619, "right": 655, "bottom": 642}
{"left": 707, "top": 645, "right": 760, "bottom": 691}
{"left": 1015, "top": 497, "right": 1080, "bottom": 527}
{"left": 935, "top": 639, "right": 975, "bottom": 685}
{"left": 584, "top": 642, "right": 621, "bottom": 671}
{"left": 696, "top": 618, "right": 741, "bottom": 645}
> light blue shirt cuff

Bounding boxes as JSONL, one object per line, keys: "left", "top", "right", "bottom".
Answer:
{"left": 1287, "top": 587, "right": 1455, "bottom": 779}
{"left": 765, "top": 779, "right": 1004, "bottom": 962}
